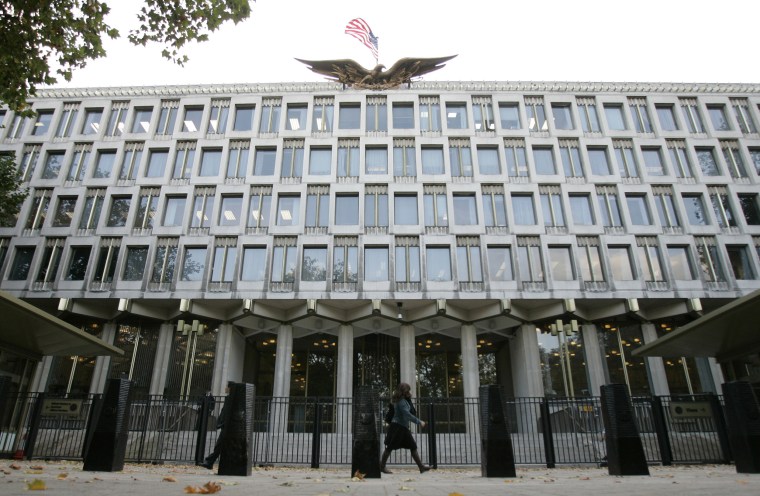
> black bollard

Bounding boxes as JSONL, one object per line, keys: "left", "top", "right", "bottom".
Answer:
{"left": 83, "top": 378, "right": 133, "bottom": 472}
{"left": 351, "top": 385, "right": 381, "bottom": 478}
{"left": 478, "top": 384, "right": 516, "bottom": 477}
{"left": 599, "top": 384, "right": 649, "bottom": 476}
{"left": 721, "top": 381, "right": 760, "bottom": 473}
{"left": 218, "top": 382, "right": 255, "bottom": 476}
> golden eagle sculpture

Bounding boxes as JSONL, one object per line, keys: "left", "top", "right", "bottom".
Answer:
{"left": 296, "top": 55, "right": 457, "bottom": 90}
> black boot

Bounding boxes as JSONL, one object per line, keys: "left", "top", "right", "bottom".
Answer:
{"left": 411, "top": 450, "right": 430, "bottom": 473}
{"left": 380, "top": 448, "right": 393, "bottom": 474}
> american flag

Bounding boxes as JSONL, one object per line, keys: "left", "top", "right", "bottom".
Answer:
{"left": 345, "top": 18, "right": 379, "bottom": 61}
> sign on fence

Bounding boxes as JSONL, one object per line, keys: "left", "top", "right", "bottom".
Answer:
{"left": 42, "top": 399, "right": 83, "bottom": 417}
{"left": 669, "top": 401, "right": 711, "bottom": 418}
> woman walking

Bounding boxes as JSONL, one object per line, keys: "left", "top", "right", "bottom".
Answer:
{"left": 380, "top": 382, "right": 431, "bottom": 474}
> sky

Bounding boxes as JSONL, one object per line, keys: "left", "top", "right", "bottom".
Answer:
{"left": 56, "top": 0, "right": 759, "bottom": 89}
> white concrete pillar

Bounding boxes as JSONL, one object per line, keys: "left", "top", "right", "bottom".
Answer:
{"left": 270, "top": 324, "right": 293, "bottom": 433}
{"left": 580, "top": 323, "right": 607, "bottom": 396}
{"left": 510, "top": 324, "right": 543, "bottom": 397}
{"left": 399, "top": 324, "right": 416, "bottom": 397}
{"left": 149, "top": 322, "right": 176, "bottom": 396}
{"left": 212, "top": 323, "right": 245, "bottom": 396}
{"left": 460, "top": 325, "right": 480, "bottom": 399}
{"left": 89, "top": 322, "right": 118, "bottom": 394}
{"left": 336, "top": 325, "right": 354, "bottom": 433}
{"left": 641, "top": 323, "right": 669, "bottom": 396}
{"left": 30, "top": 356, "right": 54, "bottom": 393}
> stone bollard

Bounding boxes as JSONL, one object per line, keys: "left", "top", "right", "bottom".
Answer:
{"left": 83, "top": 378, "right": 133, "bottom": 472}
{"left": 600, "top": 384, "right": 649, "bottom": 476}
{"left": 351, "top": 385, "right": 381, "bottom": 478}
{"left": 478, "top": 384, "right": 516, "bottom": 477}
{"left": 218, "top": 382, "right": 255, "bottom": 476}
{"left": 722, "top": 381, "right": 760, "bottom": 473}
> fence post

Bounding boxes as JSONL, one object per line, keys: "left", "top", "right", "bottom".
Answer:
{"left": 539, "top": 398, "right": 556, "bottom": 468}
{"left": 311, "top": 398, "right": 322, "bottom": 469}
{"left": 23, "top": 393, "right": 45, "bottom": 460}
{"left": 650, "top": 396, "right": 673, "bottom": 466}
{"left": 427, "top": 400, "right": 438, "bottom": 469}
{"left": 195, "top": 394, "right": 213, "bottom": 465}
{"left": 707, "top": 393, "right": 732, "bottom": 464}
{"left": 136, "top": 395, "right": 153, "bottom": 463}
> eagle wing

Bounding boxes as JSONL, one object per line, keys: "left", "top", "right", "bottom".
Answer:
{"left": 295, "top": 58, "right": 373, "bottom": 85}
{"left": 381, "top": 55, "right": 458, "bottom": 84}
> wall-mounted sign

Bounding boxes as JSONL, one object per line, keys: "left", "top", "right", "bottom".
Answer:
{"left": 42, "top": 399, "right": 83, "bottom": 417}
{"left": 669, "top": 401, "right": 711, "bottom": 418}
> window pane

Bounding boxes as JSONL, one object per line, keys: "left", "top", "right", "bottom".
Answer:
{"left": 426, "top": 247, "right": 452, "bottom": 281}
{"left": 66, "top": 246, "right": 91, "bottom": 281}
{"left": 394, "top": 195, "right": 418, "bottom": 224}
{"left": 199, "top": 149, "right": 221, "bottom": 176}
{"left": 277, "top": 196, "right": 300, "bottom": 225}
{"left": 708, "top": 105, "right": 730, "bottom": 131}
{"left": 393, "top": 103, "right": 414, "bottom": 129}
{"left": 588, "top": 148, "right": 611, "bottom": 175}
{"left": 446, "top": 103, "right": 467, "bottom": 129}
{"left": 642, "top": 148, "right": 665, "bottom": 176}
{"left": 309, "top": 148, "right": 332, "bottom": 175}
{"left": 335, "top": 196, "right": 359, "bottom": 225}
{"left": 146, "top": 150, "right": 168, "bottom": 177}
{"left": 286, "top": 104, "right": 307, "bottom": 130}
{"left": 339, "top": 104, "right": 360, "bottom": 129}
{"left": 365, "top": 147, "right": 388, "bottom": 174}
{"left": 499, "top": 103, "right": 520, "bottom": 129}
{"left": 696, "top": 148, "right": 720, "bottom": 176}
{"left": 487, "top": 247, "right": 513, "bottom": 280}
{"left": 219, "top": 196, "right": 242, "bottom": 226}
{"left": 604, "top": 105, "right": 626, "bottom": 130}
{"left": 549, "top": 247, "right": 574, "bottom": 281}
{"left": 182, "top": 108, "right": 203, "bottom": 132}
{"left": 608, "top": 247, "right": 634, "bottom": 280}
{"left": 254, "top": 148, "right": 276, "bottom": 175}
{"left": 302, "top": 247, "right": 327, "bottom": 281}
{"left": 107, "top": 197, "right": 131, "bottom": 227}
{"left": 552, "top": 104, "right": 574, "bottom": 130}
{"left": 668, "top": 246, "right": 695, "bottom": 280}
{"left": 656, "top": 105, "right": 678, "bottom": 131}
{"left": 241, "top": 247, "right": 266, "bottom": 281}
{"left": 181, "top": 247, "right": 207, "bottom": 281}
{"left": 570, "top": 195, "right": 594, "bottom": 225}
{"left": 512, "top": 195, "right": 536, "bottom": 225}
{"left": 626, "top": 196, "right": 651, "bottom": 225}
{"left": 93, "top": 151, "right": 116, "bottom": 178}
{"left": 163, "top": 197, "right": 186, "bottom": 226}
{"left": 131, "top": 108, "right": 153, "bottom": 133}
{"left": 533, "top": 147, "right": 556, "bottom": 174}
{"left": 477, "top": 147, "right": 500, "bottom": 174}
{"left": 233, "top": 106, "right": 254, "bottom": 131}
{"left": 453, "top": 196, "right": 478, "bottom": 225}
{"left": 365, "top": 247, "right": 389, "bottom": 281}
{"left": 421, "top": 147, "right": 444, "bottom": 174}
{"left": 682, "top": 195, "right": 708, "bottom": 225}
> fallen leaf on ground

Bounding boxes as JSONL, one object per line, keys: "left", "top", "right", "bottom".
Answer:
{"left": 163, "top": 476, "right": 177, "bottom": 482}
{"left": 450, "top": 493, "right": 465, "bottom": 496}
{"left": 57, "top": 473, "right": 68, "bottom": 480}
{"left": 30, "top": 465, "right": 44, "bottom": 470}
{"left": 26, "top": 479, "right": 46, "bottom": 490}
{"left": 25, "top": 470, "right": 44, "bottom": 474}
{"left": 279, "top": 481, "right": 294, "bottom": 487}
{"left": 184, "top": 481, "right": 221, "bottom": 494}
{"left": 9, "top": 464, "right": 21, "bottom": 470}
{"left": 353, "top": 470, "right": 365, "bottom": 480}
{"left": 399, "top": 486, "right": 414, "bottom": 491}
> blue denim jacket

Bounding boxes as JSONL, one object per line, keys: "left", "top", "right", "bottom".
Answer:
{"left": 391, "top": 397, "right": 421, "bottom": 427}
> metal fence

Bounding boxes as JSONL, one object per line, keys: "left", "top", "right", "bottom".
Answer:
{"left": 0, "top": 393, "right": 732, "bottom": 467}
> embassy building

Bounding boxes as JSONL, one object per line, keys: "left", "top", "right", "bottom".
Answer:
{"left": 1, "top": 80, "right": 759, "bottom": 403}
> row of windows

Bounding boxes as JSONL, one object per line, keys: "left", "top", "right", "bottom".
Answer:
{"left": 3, "top": 235, "right": 758, "bottom": 288}
{"left": 4, "top": 93, "right": 760, "bottom": 141}
{"left": 14, "top": 136, "right": 760, "bottom": 184}
{"left": 16, "top": 186, "right": 760, "bottom": 234}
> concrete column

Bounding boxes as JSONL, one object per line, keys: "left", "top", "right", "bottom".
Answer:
{"left": 30, "top": 356, "right": 54, "bottom": 393}
{"left": 509, "top": 324, "right": 543, "bottom": 397}
{"left": 149, "top": 322, "right": 176, "bottom": 396}
{"left": 336, "top": 325, "right": 354, "bottom": 434}
{"left": 641, "top": 323, "right": 669, "bottom": 396}
{"left": 399, "top": 324, "right": 416, "bottom": 397}
{"left": 212, "top": 323, "right": 245, "bottom": 396}
{"left": 460, "top": 325, "right": 480, "bottom": 399}
{"left": 270, "top": 324, "right": 293, "bottom": 433}
{"left": 580, "top": 323, "right": 607, "bottom": 396}
{"left": 89, "top": 322, "right": 118, "bottom": 395}
{"left": 695, "top": 357, "right": 724, "bottom": 394}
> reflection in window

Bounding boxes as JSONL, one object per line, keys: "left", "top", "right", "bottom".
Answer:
{"left": 679, "top": 98, "right": 705, "bottom": 133}
{"left": 305, "top": 186, "right": 328, "bottom": 228}
{"left": 66, "top": 246, "right": 91, "bottom": 281}
{"left": 449, "top": 139, "right": 472, "bottom": 177}
{"left": 636, "top": 237, "right": 664, "bottom": 282}
{"left": 131, "top": 107, "right": 153, "bottom": 133}
{"left": 628, "top": 98, "right": 653, "bottom": 133}
{"left": 286, "top": 104, "right": 307, "bottom": 130}
{"left": 56, "top": 104, "right": 78, "bottom": 137}
{"left": 427, "top": 246, "right": 452, "bottom": 281}
{"left": 695, "top": 147, "right": 720, "bottom": 176}
{"left": 93, "top": 150, "right": 116, "bottom": 178}
{"left": 667, "top": 246, "right": 695, "bottom": 280}
{"left": 668, "top": 141, "right": 692, "bottom": 178}
{"left": 682, "top": 194, "right": 709, "bottom": 226}
{"left": 608, "top": 246, "right": 634, "bottom": 281}
{"left": 119, "top": 142, "right": 143, "bottom": 180}
{"left": 42, "top": 151, "right": 64, "bottom": 179}
{"left": 248, "top": 186, "right": 271, "bottom": 229}
{"left": 517, "top": 238, "right": 543, "bottom": 282}
{"left": 190, "top": 188, "right": 214, "bottom": 228}
{"left": 512, "top": 194, "right": 536, "bottom": 225}
{"left": 738, "top": 194, "right": 760, "bottom": 225}
{"left": 156, "top": 101, "right": 178, "bottom": 135}
{"left": 548, "top": 246, "right": 574, "bottom": 281}
{"left": 487, "top": 246, "right": 513, "bottom": 281}
{"left": 302, "top": 247, "right": 327, "bottom": 281}
{"left": 281, "top": 140, "right": 304, "bottom": 179}
{"left": 453, "top": 194, "right": 478, "bottom": 225}
{"left": 163, "top": 196, "right": 187, "bottom": 227}
{"left": 146, "top": 149, "right": 168, "bottom": 178}
{"left": 312, "top": 98, "right": 333, "bottom": 132}
{"left": 9, "top": 246, "right": 35, "bottom": 280}
{"left": 551, "top": 103, "right": 574, "bottom": 130}
{"left": 309, "top": 147, "right": 332, "bottom": 175}
{"left": 67, "top": 144, "right": 91, "bottom": 181}
{"left": 525, "top": 97, "right": 547, "bottom": 131}
{"left": 134, "top": 188, "right": 159, "bottom": 230}
{"left": 600, "top": 324, "right": 650, "bottom": 395}
{"left": 182, "top": 107, "right": 203, "bottom": 132}
{"left": 123, "top": 246, "right": 148, "bottom": 281}
{"left": 569, "top": 194, "right": 594, "bottom": 225}
{"left": 219, "top": 195, "right": 243, "bottom": 227}
{"left": 365, "top": 246, "right": 389, "bottom": 281}
{"left": 456, "top": 237, "right": 482, "bottom": 282}
{"left": 150, "top": 239, "right": 178, "bottom": 285}
{"left": 199, "top": 148, "right": 222, "bottom": 177}
{"left": 241, "top": 246, "right": 267, "bottom": 281}
{"left": 653, "top": 187, "right": 680, "bottom": 228}
{"left": 271, "top": 242, "right": 296, "bottom": 282}
{"left": 172, "top": 141, "right": 196, "bottom": 179}
{"left": 577, "top": 237, "right": 604, "bottom": 282}
{"left": 181, "top": 247, "right": 207, "bottom": 281}
{"left": 394, "top": 237, "right": 419, "bottom": 283}
{"left": 707, "top": 104, "right": 731, "bottom": 131}
{"left": 260, "top": 99, "right": 281, "bottom": 133}
{"left": 641, "top": 147, "right": 665, "bottom": 176}
{"left": 277, "top": 195, "right": 300, "bottom": 226}
{"left": 731, "top": 98, "right": 757, "bottom": 134}
{"left": 333, "top": 238, "right": 358, "bottom": 284}
{"left": 254, "top": 147, "right": 276, "bottom": 176}
{"left": 335, "top": 194, "right": 359, "bottom": 225}
{"left": 626, "top": 195, "right": 652, "bottom": 225}
{"left": 106, "top": 196, "right": 131, "bottom": 227}
{"left": 726, "top": 245, "right": 756, "bottom": 280}
{"left": 52, "top": 196, "right": 77, "bottom": 227}
{"left": 695, "top": 237, "right": 725, "bottom": 282}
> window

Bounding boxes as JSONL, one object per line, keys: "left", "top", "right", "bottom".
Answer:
{"left": 248, "top": 186, "right": 271, "bottom": 230}
{"left": 302, "top": 247, "right": 327, "bottom": 281}
{"left": 540, "top": 186, "right": 565, "bottom": 227}
{"left": 119, "top": 142, "right": 143, "bottom": 180}
{"left": 731, "top": 98, "right": 757, "bottom": 134}
{"left": 473, "top": 97, "right": 495, "bottom": 131}
{"left": 281, "top": 140, "right": 304, "bottom": 179}
{"left": 560, "top": 140, "right": 583, "bottom": 178}
{"left": 597, "top": 186, "right": 623, "bottom": 228}
{"left": 482, "top": 185, "right": 507, "bottom": 228}
{"left": 25, "top": 190, "right": 51, "bottom": 230}
{"left": 134, "top": 188, "right": 159, "bottom": 230}
{"left": 668, "top": 246, "right": 696, "bottom": 280}
{"left": 0, "top": 239, "right": 10, "bottom": 274}
{"left": 333, "top": 237, "right": 358, "bottom": 283}
{"left": 276, "top": 195, "right": 300, "bottom": 226}
{"left": 517, "top": 237, "right": 544, "bottom": 282}
{"left": 577, "top": 97, "right": 601, "bottom": 132}
{"left": 505, "top": 139, "right": 528, "bottom": 177}
{"left": 679, "top": 98, "right": 705, "bottom": 133}
{"left": 394, "top": 194, "right": 418, "bottom": 225}
{"left": 286, "top": 103, "right": 307, "bottom": 130}
{"left": 181, "top": 106, "right": 203, "bottom": 132}
{"left": 626, "top": 194, "right": 652, "bottom": 225}
{"left": 79, "top": 189, "right": 105, "bottom": 230}
{"left": 577, "top": 237, "right": 604, "bottom": 282}
{"left": 608, "top": 246, "right": 634, "bottom": 280}
{"left": 604, "top": 104, "right": 627, "bottom": 131}
{"left": 532, "top": 146, "right": 556, "bottom": 175}
{"left": 393, "top": 138, "right": 416, "bottom": 177}
{"left": 749, "top": 147, "right": 760, "bottom": 175}
{"left": 421, "top": 146, "right": 444, "bottom": 174}
{"left": 52, "top": 196, "right": 77, "bottom": 227}
{"left": 420, "top": 96, "right": 441, "bottom": 131}
{"left": 548, "top": 246, "right": 574, "bottom": 281}
{"left": 260, "top": 99, "right": 281, "bottom": 133}
{"left": 6, "top": 114, "right": 25, "bottom": 139}
{"left": 726, "top": 245, "right": 756, "bottom": 280}
{"left": 31, "top": 110, "right": 54, "bottom": 136}
{"left": 335, "top": 194, "right": 359, "bottom": 225}
{"left": 365, "top": 246, "right": 389, "bottom": 281}
{"left": 106, "top": 196, "right": 131, "bottom": 227}
{"left": 423, "top": 186, "right": 448, "bottom": 227}
{"left": 122, "top": 246, "right": 149, "bottom": 281}
{"left": 695, "top": 237, "right": 725, "bottom": 282}
{"left": 613, "top": 140, "right": 639, "bottom": 178}
{"left": 338, "top": 103, "right": 360, "bottom": 129}
{"left": 525, "top": 97, "right": 547, "bottom": 131}
{"left": 499, "top": 103, "right": 520, "bottom": 129}
{"left": 131, "top": 107, "right": 153, "bottom": 133}
{"left": 477, "top": 146, "right": 500, "bottom": 175}
{"left": 588, "top": 147, "right": 611, "bottom": 175}
{"left": 8, "top": 247, "right": 34, "bottom": 280}
{"left": 721, "top": 141, "right": 748, "bottom": 178}
{"left": 446, "top": 102, "right": 467, "bottom": 129}
{"left": 206, "top": 101, "right": 230, "bottom": 134}
{"left": 66, "top": 150, "right": 85, "bottom": 185}
{"left": 233, "top": 105, "right": 255, "bottom": 131}
{"left": 106, "top": 102, "right": 128, "bottom": 136}
{"left": 156, "top": 101, "right": 178, "bottom": 135}
{"left": 219, "top": 195, "right": 243, "bottom": 226}
{"left": 365, "top": 146, "right": 388, "bottom": 174}
{"left": 392, "top": 102, "right": 414, "bottom": 129}
{"left": 667, "top": 141, "right": 692, "bottom": 178}
{"left": 453, "top": 194, "right": 478, "bottom": 225}
{"left": 41, "top": 151, "right": 65, "bottom": 179}
{"left": 172, "top": 141, "right": 196, "bottom": 179}
{"left": 426, "top": 246, "right": 452, "bottom": 281}
{"left": 682, "top": 194, "right": 709, "bottom": 225}
{"left": 36, "top": 238, "right": 64, "bottom": 283}
{"left": 190, "top": 188, "right": 214, "bottom": 229}
{"left": 150, "top": 238, "right": 178, "bottom": 285}
{"left": 337, "top": 139, "right": 359, "bottom": 177}
{"left": 512, "top": 194, "right": 536, "bottom": 225}
{"left": 709, "top": 187, "right": 737, "bottom": 228}
{"left": 551, "top": 103, "right": 574, "bottom": 130}
{"left": 449, "top": 139, "right": 472, "bottom": 177}
{"left": 629, "top": 98, "right": 653, "bottom": 133}
{"left": 254, "top": 147, "right": 276, "bottom": 176}
{"left": 93, "top": 150, "right": 116, "bottom": 178}
{"left": 312, "top": 98, "right": 333, "bottom": 132}
{"left": 569, "top": 194, "right": 594, "bottom": 225}
{"left": 738, "top": 194, "right": 760, "bottom": 225}
{"left": 211, "top": 239, "right": 237, "bottom": 282}
{"left": 366, "top": 96, "right": 387, "bottom": 132}
{"left": 55, "top": 103, "right": 79, "bottom": 137}
{"left": 641, "top": 147, "right": 665, "bottom": 176}
{"left": 707, "top": 104, "right": 731, "bottom": 131}
{"left": 226, "top": 140, "right": 249, "bottom": 179}
{"left": 199, "top": 148, "right": 222, "bottom": 177}
{"left": 636, "top": 237, "right": 665, "bottom": 282}
{"left": 145, "top": 149, "right": 168, "bottom": 178}
{"left": 652, "top": 187, "right": 680, "bottom": 228}
{"left": 487, "top": 246, "right": 513, "bottom": 281}
{"left": 364, "top": 185, "right": 388, "bottom": 228}
{"left": 163, "top": 196, "right": 187, "bottom": 227}
{"left": 656, "top": 104, "right": 679, "bottom": 131}
{"left": 457, "top": 237, "right": 482, "bottom": 282}
{"left": 92, "top": 238, "right": 120, "bottom": 283}
{"left": 65, "top": 246, "right": 91, "bottom": 281}
{"left": 241, "top": 246, "right": 267, "bottom": 281}
{"left": 696, "top": 147, "right": 720, "bottom": 176}
{"left": 309, "top": 147, "right": 332, "bottom": 175}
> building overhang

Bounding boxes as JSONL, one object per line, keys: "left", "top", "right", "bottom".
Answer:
{"left": 0, "top": 291, "right": 123, "bottom": 361}
{"left": 632, "top": 290, "right": 760, "bottom": 363}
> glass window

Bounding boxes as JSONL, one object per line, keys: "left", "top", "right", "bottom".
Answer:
{"left": 695, "top": 238, "right": 725, "bottom": 282}
{"left": 629, "top": 101, "right": 653, "bottom": 133}
{"left": 696, "top": 147, "right": 720, "bottom": 176}
{"left": 156, "top": 101, "right": 178, "bottom": 135}
{"left": 449, "top": 143, "right": 472, "bottom": 177}
{"left": 248, "top": 189, "right": 271, "bottom": 229}
{"left": 487, "top": 246, "right": 513, "bottom": 280}
{"left": 707, "top": 105, "right": 731, "bottom": 131}
{"left": 517, "top": 244, "right": 544, "bottom": 282}
{"left": 482, "top": 190, "right": 507, "bottom": 227}
{"left": 551, "top": 104, "right": 574, "bottom": 130}
{"left": 163, "top": 196, "right": 186, "bottom": 227}
{"left": 25, "top": 191, "right": 50, "bottom": 230}
{"left": 668, "top": 246, "right": 696, "bottom": 280}
{"left": 171, "top": 142, "right": 195, "bottom": 179}
{"left": 31, "top": 110, "right": 54, "bottom": 136}
{"left": 55, "top": 106, "right": 78, "bottom": 137}
{"left": 286, "top": 104, "right": 307, "bottom": 130}
{"left": 526, "top": 101, "right": 547, "bottom": 131}
{"left": 722, "top": 143, "right": 748, "bottom": 178}
{"left": 738, "top": 194, "right": 760, "bottom": 225}
{"left": 512, "top": 195, "right": 536, "bottom": 225}
{"left": 339, "top": 104, "right": 360, "bottom": 129}
{"left": 578, "top": 242, "right": 604, "bottom": 282}
{"left": 394, "top": 243, "right": 420, "bottom": 283}
{"left": 134, "top": 190, "right": 159, "bottom": 230}
{"left": 473, "top": 100, "right": 494, "bottom": 131}
{"left": 560, "top": 143, "right": 583, "bottom": 178}
{"left": 499, "top": 103, "right": 520, "bottom": 129}
{"left": 541, "top": 191, "right": 565, "bottom": 227}
{"left": 79, "top": 191, "right": 104, "bottom": 229}
{"left": 394, "top": 195, "right": 418, "bottom": 225}
{"left": 106, "top": 104, "right": 128, "bottom": 136}
{"left": 578, "top": 100, "right": 601, "bottom": 132}
{"left": 608, "top": 246, "right": 634, "bottom": 280}
{"left": 654, "top": 191, "right": 680, "bottom": 228}
{"left": 453, "top": 195, "right": 478, "bottom": 225}
{"left": 636, "top": 242, "right": 664, "bottom": 281}
{"left": 420, "top": 99, "right": 441, "bottom": 132}
{"left": 106, "top": 196, "right": 131, "bottom": 227}
{"left": 182, "top": 107, "right": 203, "bottom": 132}
{"left": 211, "top": 244, "right": 236, "bottom": 282}
{"left": 181, "top": 247, "right": 207, "bottom": 281}
{"left": 392, "top": 103, "right": 414, "bottom": 129}
{"left": 41, "top": 151, "right": 64, "bottom": 179}
{"left": 457, "top": 243, "right": 482, "bottom": 282}
{"left": 656, "top": 105, "right": 678, "bottom": 131}
{"left": 598, "top": 189, "right": 622, "bottom": 227}
{"left": 446, "top": 103, "right": 467, "bottom": 129}
{"left": 532, "top": 147, "right": 556, "bottom": 175}
{"left": 669, "top": 144, "right": 692, "bottom": 178}
{"left": 187, "top": 192, "right": 211, "bottom": 232}
{"left": 732, "top": 100, "right": 757, "bottom": 134}
{"left": 65, "top": 246, "right": 91, "bottom": 281}
{"left": 680, "top": 100, "right": 705, "bottom": 133}
{"left": 67, "top": 146, "right": 91, "bottom": 181}
{"left": 548, "top": 246, "right": 574, "bottom": 281}
{"left": 233, "top": 105, "right": 254, "bottom": 131}
{"left": 423, "top": 190, "right": 448, "bottom": 227}
{"left": 604, "top": 104, "right": 627, "bottom": 131}
{"left": 146, "top": 149, "right": 168, "bottom": 178}
{"left": 726, "top": 246, "right": 756, "bottom": 280}
{"left": 312, "top": 101, "right": 333, "bottom": 132}
{"left": 749, "top": 147, "right": 760, "bottom": 175}
{"left": 199, "top": 148, "right": 222, "bottom": 177}
{"left": 588, "top": 147, "right": 611, "bottom": 175}
{"left": 9, "top": 247, "right": 35, "bottom": 280}
{"left": 334, "top": 244, "right": 358, "bottom": 283}
{"left": 277, "top": 195, "right": 300, "bottom": 226}
{"left": 150, "top": 242, "right": 178, "bottom": 285}
{"left": 271, "top": 245, "right": 296, "bottom": 282}
{"left": 477, "top": 146, "right": 500, "bottom": 175}
{"left": 366, "top": 98, "right": 387, "bottom": 131}
{"left": 682, "top": 195, "right": 709, "bottom": 225}
{"left": 281, "top": 142, "right": 304, "bottom": 178}
{"left": 642, "top": 147, "right": 665, "bottom": 176}
{"left": 426, "top": 246, "right": 452, "bottom": 281}
{"left": 393, "top": 140, "right": 416, "bottom": 176}
{"left": 569, "top": 195, "right": 594, "bottom": 225}
{"left": 505, "top": 141, "right": 528, "bottom": 177}
{"left": 226, "top": 142, "right": 249, "bottom": 179}
{"left": 260, "top": 103, "right": 281, "bottom": 133}
{"left": 302, "top": 247, "right": 327, "bottom": 281}
{"left": 365, "top": 247, "right": 389, "bottom": 281}
{"left": 710, "top": 191, "right": 737, "bottom": 228}
{"left": 122, "top": 246, "right": 148, "bottom": 281}
{"left": 93, "top": 150, "right": 116, "bottom": 178}
{"left": 119, "top": 143, "right": 143, "bottom": 180}
{"left": 241, "top": 246, "right": 267, "bottom": 281}
{"left": 206, "top": 101, "right": 229, "bottom": 134}
{"left": 131, "top": 107, "right": 153, "bottom": 133}
{"left": 626, "top": 195, "right": 652, "bottom": 225}
{"left": 421, "top": 146, "right": 444, "bottom": 174}
{"left": 365, "top": 146, "right": 388, "bottom": 174}
{"left": 335, "top": 195, "right": 359, "bottom": 225}
{"left": 614, "top": 143, "right": 639, "bottom": 178}
{"left": 254, "top": 148, "right": 276, "bottom": 176}
{"left": 337, "top": 143, "right": 359, "bottom": 177}
{"left": 309, "top": 147, "right": 332, "bottom": 175}
{"left": 52, "top": 196, "right": 77, "bottom": 227}
{"left": 82, "top": 108, "right": 103, "bottom": 135}
{"left": 219, "top": 195, "right": 243, "bottom": 226}
{"left": 364, "top": 189, "right": 388, "bottom": 227}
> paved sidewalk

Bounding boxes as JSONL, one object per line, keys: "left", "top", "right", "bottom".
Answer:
{"left": 1, "top": 461, "right": 757, "bottom": 496}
